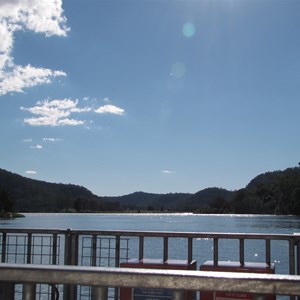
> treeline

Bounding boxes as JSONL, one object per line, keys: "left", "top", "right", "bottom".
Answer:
{"left": 1, "top": 166, "right": 300, "bottom": 215}
{"left": 0, "top": 168, "right": 120, "bottom": 213}
{"left": 230, "top": 167, "right": 300, "bottom": 215}
{"left": 104, "top": 167, "right": 300, "bottom": 215}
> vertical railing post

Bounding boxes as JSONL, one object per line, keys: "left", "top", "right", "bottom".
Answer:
{"left": 265, "top": 239, "right": 271, "bottom": 267}
{"left": 92, "top": 235, "right": 97, "bottom": 266}
{"left": 1, "top": 232, "right": 7, "bottom": 263}
{"left": 289, "top": 238, "right": 295, "bottom": 275}
{"left": 213, "top": 238, "right": 219, "bottom": 266}
{"left": 289, "top": 238, "right": 296, "bottom": 300}
{"left": 63, "top": 229, "right": 78, "bottom": 300}
{"left": 115, "top": 235, "right": 121, "bottom": 300}
{"left": 22, "top": 283, "right": 36, "bottom": 300}
{"left": 92, "top": 286, "right": 108, "bottom": 300}
{"left": 51, "top": 234, "right": 58, "bottom": 300}
{"left": 27, "top": 233, "right": 32, "bottom": 264}
{"left": 172, "top": 290, "right": 185, "bottom": 300}
{"left": 0, "top": 282, "right": 15, "bottom": 300}
{"left": 139, "top": 236, "right": 144, "bottom": 261}
{"left": 1, "top": 233, "right": 14, "bottom": 300}
{"left": 239, "top": 238, "right": 245, "bottom": 267}
{"left": 188, "top": 237, "right": 193, "bottom": 264}
{"left": 163, "top": 237, "right": 168, "bottom": 263}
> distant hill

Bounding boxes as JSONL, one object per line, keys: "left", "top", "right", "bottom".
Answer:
{"left": 104, "top": 167, "right": 300, "bottom": 215}
{"left": 1, "top": 166, "right": 300, "bottom": 214}
{"left": 104, "top": 188, "right": 234, "bottom": 212}
{"left": 104, "top": 191, "right": 192, "bottom": 211}
{"left": 232, "top": 167, "right": 300, "bottom": 214}
{"left": 0, "top": 168, "right": 119, "bottom": 212}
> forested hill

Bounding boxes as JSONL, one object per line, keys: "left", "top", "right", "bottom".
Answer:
{"left": 232, "top": 167, "right": 300, "bottom": 214}
{"left": 0, "top": 168, "right": 118, "bottom": 212}
{"left": 1, "top": 166, "right": 300, "bottom": 214}
{"left": 104, "top": 167, "right": 300, "bottom": 215}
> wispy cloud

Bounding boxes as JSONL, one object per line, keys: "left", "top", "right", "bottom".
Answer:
{"left": 0, "top": 0, "right": 69, "bottom": 96}
{"left": 30, "top": 144, "right": 43, "bottom": 150}
{"left": 162, "top": 170, "right": 176, "bottom": 175}
{"left": 43, "top": 138, "right": 62, "bottom": 142}
{"left": 95, "top": 104, "right": 125, "bottom": 116}
{"left": 22, "top": 138, "right": 32, "bottom": 143}
{"left": 25, "top": 170, "right": 37, "bottom": 175}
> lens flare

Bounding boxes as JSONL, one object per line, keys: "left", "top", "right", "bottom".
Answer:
{"left": 170, "top": 62, "right": 186, "bottom": 79}
{"left": 182, "top": 22, "right": 196, "bottom": 38}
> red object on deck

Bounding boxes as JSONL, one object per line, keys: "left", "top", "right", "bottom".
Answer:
{"left": 120, "top": 258, "right": 197, "bottom": 300}
{"left": 200, "top": 261, "right": 275, "bottom": 300}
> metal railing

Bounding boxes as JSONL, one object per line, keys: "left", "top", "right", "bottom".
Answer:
{"left": 0, "top": 263, "right": 299, "bottom": 300}
{"left": 0, "top": 228, "right": 300, "bottom": 299}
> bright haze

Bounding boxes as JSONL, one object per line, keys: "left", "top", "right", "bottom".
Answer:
{"left": 0, "top": 0, "right": 299, "bottom": 196}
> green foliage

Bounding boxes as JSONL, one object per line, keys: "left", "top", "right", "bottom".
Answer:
{"left": 1, "top": 166, "right": 300, "bottom": 215}
{"left": 0, "top": 190, "right": 14, "bottom": 212}
{"left": 230, "top": 167, "right": 300, "bottom": 215}
{"left": 0, "top": 168, "right": 119, "bottom": 212}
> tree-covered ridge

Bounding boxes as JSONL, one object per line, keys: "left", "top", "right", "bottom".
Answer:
{"left": 104, "top": 167, "right": 300, "bottom": 214}
{"left": 0, "top": 168, "right": 119, "bottom": 212}
{"left": 1, "top": 166, "right": 300, "bottom": 214}
{"left": 231, "top": 167, "right": 300, "bottom": 214}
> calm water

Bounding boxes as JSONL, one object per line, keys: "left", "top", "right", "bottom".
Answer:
{"left": 1, "top": 213, "right": 300, "bottom": 233}
{"left": 1, "top": 213, "right": 300, "bottom": 275}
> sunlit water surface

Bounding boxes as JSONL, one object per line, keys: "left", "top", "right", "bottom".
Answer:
{"left": 1, "top": 213, "right": 299, "bottom": 275}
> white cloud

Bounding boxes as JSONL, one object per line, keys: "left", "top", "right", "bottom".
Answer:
{"left": 30, "top": 144, "right": 43, "bottom": 149}
{"left": 25, "top": 170, "right": 37, "bottom": 175}
{"left": 21, "top": 98, "right": 89, "bottom": 126}
{"left": 162, "top": 170, "right": 175, "bottom": 175}
{"left": 95, "top": 104, "right": 125, "bottom": 116}
{"left": 43, "top": 137, "right": 62, "bottom": 142}
{"left": 0, "top": 65, "right": 66, "bottom": 96}
{"left": 22, "top": 138, "right": 32, "bottom": 143}
{"left": 0, "top": 0, "right": 69, "bottom": 96}
{"left": 21, "top": 97, "right": 126, "bottom": 127}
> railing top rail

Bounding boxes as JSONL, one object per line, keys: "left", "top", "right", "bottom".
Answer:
{"left": 0, "top": 263, "right": 299, "bottom": 296}
{"left": 0, "top": 228, "right": 299, "bottom": 241}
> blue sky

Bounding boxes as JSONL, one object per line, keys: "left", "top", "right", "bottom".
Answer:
{"left": 0, "top": 0, "right": 299, "bottom": 196}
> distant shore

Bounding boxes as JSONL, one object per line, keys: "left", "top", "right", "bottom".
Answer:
{"left": 0, "top": 212, "right": 25, "bottom": 219}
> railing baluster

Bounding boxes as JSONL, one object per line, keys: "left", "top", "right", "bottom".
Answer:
{"left": 265, "top": 239, "right": 271, "bottom": 267}
{"left": 51, "top": 234, "right": 58, "bottom": 300}
{"left": 22, "top": 283, "right": 36, "bottom": 300}
{"left": 172, "top": 290, "right": 185, "bottom": 300}
{"left": 1, "top": 232, "right": 7, "bottom": 263}
{"left": 289, "top": 238, "right": 295, "bottom": 275}
{"left": 139, "top": 236, "right": 144, "bottom": 261}
{"left": 115, "top": 235, "right": 120, "bottom": 267}
{"left": 63, "top": 229, "right": 78, "bottom": 300}
{"left": 114, "top": 235, "right": 121, "bottom": 300}
{"left": 213, "top": 238, "right": 218, "bottom": 266}
{"left": 297, "top": 239, "right": 300, "bottom": 276}
{"left": 52, "top": 234, "right": 58, "bottom": 265}
{"left": 92, "top": 286, "right": 108, "bottom": 300}
{"left": 163, "top": 237, "right": 168, "bottom": 262}
{"left": 240, "top": 238, "right": 245, "bottom": 266}
{"left": 188, "top": 237, "right": 193, "bottom": 263}
{"left": 27, "top": 233, "right": 32, "bottom": 264}
{"left": 92, "top": 235, "right": 97, "bottom": 266}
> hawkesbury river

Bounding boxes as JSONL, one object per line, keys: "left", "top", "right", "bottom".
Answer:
{"left": 1, "top": 213, "right": 299, "bottom": 233}
{"left": 1, "top": 213, "right": 300, "bottom": 275}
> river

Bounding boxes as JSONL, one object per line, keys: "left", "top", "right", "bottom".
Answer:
{"left": 1, "top": 213, "right": 300, "bottom": 276}
{"left": 1, "top": 213, "right": 300, "bottom": 233}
